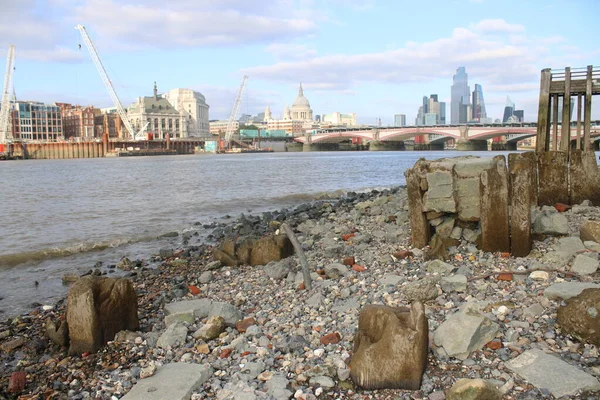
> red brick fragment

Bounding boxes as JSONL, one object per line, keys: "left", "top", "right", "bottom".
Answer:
{"left": 188, "top": 285, "right": 200, "bottom": 295}
{"left": 8, "top": 371, "right": 26, "bottom": 394}
{"left": 497, "top": 273, "right": 513, "bottom": 281}
{"left": 342, "top": 233, "right": 355, "bottom": 241}
{"left": 393, "top": 250, "right": 413, "bottom": 259}
{"left": 486, "top": 340, "right": 502, "bottom": 350}
{"left": 298, "top": 282, "right": 306, "bottom": 291}
{"left": 236, "top": 317, "right": 257, "bottom": 333}
{"left": 320, "top": 332, "right": 341, "bottom": 345}
{"left": 499, "top": 252, "right": 511, "bottom": 259}
{"left": 342, "top": 257, "right": 355, "bottom": 266}
{"left": 554, "top": 203, "right": 572, "bottom": 213}
{"left": 352, "top": 264, "right": 367, "bottom": 272}
{"left": 219, "top": 348, "right": 233, "bottom": 358}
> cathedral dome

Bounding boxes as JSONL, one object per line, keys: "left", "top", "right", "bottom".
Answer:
{"left": 290, "top": 83, "right": 313, "bottom": 121}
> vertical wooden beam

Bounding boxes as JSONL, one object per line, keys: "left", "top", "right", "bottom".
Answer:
{"left": 552, "top": 94, "right": 559, "bottom": 151}
{"left": 583, "top": 65, "right": 592, "bottom": 151}
{"left": 576, "top": 94, "right": 582, "bottom": 150}
{"left": 536, "top": 68, "right": 552, "bottom": 153}
{"left": 560, "top": 67, "right": 571, "bottom": 151}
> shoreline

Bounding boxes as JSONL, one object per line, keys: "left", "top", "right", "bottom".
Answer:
{"left": 0, "top": 186, "right": 599, "bottom": 399}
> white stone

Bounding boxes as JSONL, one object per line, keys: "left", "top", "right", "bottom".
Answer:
{"left": 529, "top": 271, "right": 549, "bottom": 281}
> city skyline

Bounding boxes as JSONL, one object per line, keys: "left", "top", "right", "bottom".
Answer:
{"left": 1, "top": 0, "right": 599, "bottom": 125}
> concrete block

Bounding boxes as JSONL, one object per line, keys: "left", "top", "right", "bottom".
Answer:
{"left": 405, "top": 164, "right": 430, "bottom": 249}
{"left": 570, "top": 151, "right": 600, "bottom": 205}
{"left": 121, "top": 362, "right": 213, "bottom": 400}
{"left": 423, "top": 171, "right": 456, "bottom": 213}
{"left": 456, "top": 177, "right": 481, "bottom": 221}
{"left": 506, "top": 349, "right": 600, "bottom": 398}
{"left": 480, "top": 156, "right": 510, "bottom": 252}
{"left": 509, "top": 153, "right": 533, "bottom": 257}
{"left": 537, "top": 151, "right": 569, "bottom": 205}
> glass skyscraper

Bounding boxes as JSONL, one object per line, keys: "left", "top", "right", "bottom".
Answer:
{"left": 451, "top": 67, "right": 470, "bottom": 124}
{"left": 503, "top": 96, "right": 515, "bottom": 123}
{"left": 471, "top": 84, "right": 487, "bottom": 122}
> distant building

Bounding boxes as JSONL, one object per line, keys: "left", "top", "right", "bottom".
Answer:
{"left": 417, "top": 95, "right": 442, "bottom": 125}
{"left": 57, "top": 103, "right": 100, "bottom": 139}
{"left": 94, "top": 112, "right": 123, "bottom": 139}
{"left": 503, "top": 96, "right": 515, "bottom": 123}
{"left": 451, "top": 67, "right": 471, "bottom": 124}
{"left": 322, "top": 112, "right": 357, "bottom": 126}
{"left": 267, "top": 119, "right": 304, "bottom": 136}
{"left": 513, "top": 110, "right": 524, "bottom": 122}
{"left": 471, "top": 84, "right": 487, "bottom": 122}
{"left": 11, "top": 101, "right": 63, "bottom": 141}
{"left": 394, "top": 114, "right": 406, "bottom": 126}
{"left": 209, "top": 120, "right": 239, "bottom": 136}
{"left": 424, "top": 113, "right": 438, "bottom": 126}
{"left": 162, "top": 87, "right": 210, "bottom": 137}
{"left": 290, "top": 83, "right": 313, "bottom": 121}
{"left": 439, "top": 102, "right": 446, "bottom": 124}
{"left": 128, "top": 83, "right": 181, "bottom": 139}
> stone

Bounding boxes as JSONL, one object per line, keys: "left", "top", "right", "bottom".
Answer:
{"left": 506, "top": 349, "right": 600, "bottom": 398}
{"left": 541, "top": 250, "right": 574, "bottom": 268}
{"left": 66, "top": 276, "right": 138, "bottom": 355}
{"left": 434, "top": 304, "right": 499, "bottom": 359}
{"left": 581, "top": 220, "right": 600, "bottom": 243}
{"left": 424, "top": 235, "right": 459, "bottom": 261}
{"left": 217, "top": 380, "right": 258, "bottom": 400}
{"left": 320, "top": 332, "right": 341, "bottom": 345}
{"left": 264, "top": 374, "right": 293, "bottom": 399}
{"left": 380, "top": 274, "right": 402, "bottom": 286}
{"left": 571, "top": 254, "right": 599, "bottom": 275}
{"left": 165, "top": 312, "right": 195, "bottom": 327}
{"left": 193, "top": 316, "right": 225, "bottom": 341}
{"left": 533, "top": 210, "right": 568, "bottom": 235}
{"left": 157, "top": 321, "right": 188, "bottom": 349}
{"left": 121, "top": 363, "right": 213, "bottom": 400}
{"left": 198, "top": 271, "right": 212, "bottom": 284}
{"left": 435, "top": 216, "right": 455, "bottom": 238}
{"left": 116, "top": 257, "right": 133, "bottom": 270}
{"left": 350, "top": 302, "right": 428, "bottom": 390}
{"left": 537, "top": 151, "right": 569, "bottom": 206}
{"left": 405, "top": 163, "right": 431, "bottom": 249}
{"left": 324, "top": 263, "right": 349, "bottom": 279}
{"left": 45, "top": 317, "right": 68, "bottom": 347}
{"left": 455, "top": 177, "right": 481, "bottom": 222}
{"left": 213, "top": 234, "right": 294, "bottom": 267}
{"left": 239, "top": 361, "right": 265, "bottom": 382}
{"left": 557, "top": 236, "right": 586, "bottom": 255}
{"left": 400, "top": 277, "right": 439, "bottom": 303}
{"left": 529, "top": 271, "right": 549, "bottom": 281}
{"left": 236, "top": 317, "right": 257, "bottom": 333}
{"left": 209, "top": 302, "right": 242, "bottom": 327}
{"left": 480, "top": 156, "right": 510, "bottom": 253}
{"left": 263, "top": 259, "right": 293, "bottom": 281}
{"left": 309, "top": 376, "right": 335, "bottom": 389}
{"left": 544, "top": 282, "right": 600, "bottom": 300}
{"left": 306, "top": 293, "right": 324, "bottom": 307}
{"left": 557, "top": 288, "right": 600, "bottom": 346}
{"left": 426, "top": 259, "right": 454, "bottom": 275}
{"left": 423, "top": 171, "right": 456, "bottom": 213}
{"left": 446, "top": 378, "right": 502, "bottom": 400}
{"left": 509, "top": 153, "right": 534, "bottom": 257}
{"left": 441, "top": 275, "right": 467, "bottom": 293}
{"left": 584, "top": 241, "right": 600, "bottom": 252}
{"left": 462, "top": 228, "right": 481, "bottom": 243}
{"left": 164, "top": 299, "right": 213, "bottom": 322}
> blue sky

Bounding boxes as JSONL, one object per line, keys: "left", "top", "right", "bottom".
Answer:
{"left": 1, "top": 0, "right": 598, "bottom": 125}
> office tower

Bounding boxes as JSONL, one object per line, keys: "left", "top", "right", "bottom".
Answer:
{"left": 439, "top": 102, "right": 446, "bottom": 124}
{"left": 451, "top": 67, "right": 470, "bottom": 124}
{"left": 503, "top": 96, "right": 515, "bottom": 123}
{"left": 471, "top": 84, "right": 487, "bottom": 122}
{"left": 422, "top": 96, "right": 429, "bottom": 114}
{"left": 394, "top": 114, "right": 406, "bottom": 126}
{"left": 513, "top": 110, "right": 524, "bottom": 122}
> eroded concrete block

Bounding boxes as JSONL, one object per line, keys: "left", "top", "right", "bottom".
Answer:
{"left": 405, "top": 162, "right": 430, "bottom": 249}
{"left": 423, "top": 171, "right": 456, "bottom": 213}
{"left": 537, "top": 151, "right": 569, "bottom": 206}
{"left": 509, "top": 153, "right": 533, "bottom": 257}
{"left": 480, "top": 156, "right": 509, "bottom": 253}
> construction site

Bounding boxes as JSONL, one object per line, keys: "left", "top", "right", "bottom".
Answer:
{"left": 0, "top": 26, "right": 269, "bottom": 160}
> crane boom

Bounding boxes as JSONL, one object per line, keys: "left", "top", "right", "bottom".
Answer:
{"left": 224, "top": 75, "right": 248, "bottom": 145}
{"left": 75, "top": 25, "right": 138, "bottom": 140}
{"left": 0, "top": 45, "right": 15, "bottom": 145}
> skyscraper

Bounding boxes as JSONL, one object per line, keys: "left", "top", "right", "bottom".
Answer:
{"left": 451, "top": 67, "right": 470, "bottom": 124}
{"left": 439, "top": 102, "right": 446, "bottom": 124}
{"left": 471, "top": 84, "right": 487, "bottom": 122}
{"left": 394, "top": 114, "right": 406, "bottom": 126}
{"left": 503, "top": 96, "right": 515, "bottom": 123}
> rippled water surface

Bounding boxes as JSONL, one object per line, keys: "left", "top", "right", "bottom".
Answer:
{"left": 1, "top": 150, "right": 522, "bottom": 315}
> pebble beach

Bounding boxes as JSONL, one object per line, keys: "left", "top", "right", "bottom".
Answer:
{"left": 1, "top": 186, "right": 600, "bottom": 400}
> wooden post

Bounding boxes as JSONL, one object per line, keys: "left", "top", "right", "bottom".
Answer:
{"left": 281, "top": 223, "right": 312, "bottom": 290}
{"left": 552, "top": 94, "right": 559, "bottom": 151}
{"left": 536, "top": 69, "right": 552, "bottom": 153}
{"left": 560, "top": 67, "right": 571, "bottom": 151}
{"left": 576, "top": 94, "right": 582, "bottom": 150}
{"left": 583, "top": 65, "right": 592, "bottom": 151}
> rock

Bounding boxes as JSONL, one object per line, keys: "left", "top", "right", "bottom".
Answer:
{"left": 139, "top": 361, "right": 157, "bottom": 379}
{"left": 462, "top": 228, "right": 481, "bottom": 243}
{"left": 584, "top": 241, "right": 600, "bottom": 252}
{"left": 557, "top": 236, "right": 586, "bottom": 254}
{"left": 529, "top": 271, "right": 549, "bottom": 281}
{"left": 557, "top": 288, "right": 600, "bottom": 345}
{"left": 320, "top": 332, "right": 341, "bottom": 345}
{"left": 350, "top": 302, "right": 428, "bottom": 390}
{"left": 544, "top": 282, "right": 600, "bottom": 300}
{"left": 157, "top": 321, "right": 188, "bottom": 349}
{"left": 66, "top": 276, "right": 139, "bottom": 355}
{"left": 45, "top": 317, "right": 69, "bottom": 347}
{"left": 533, "top": 210, "right": 568, "bottom": 235}
{"left": 434, "top": 304, "right": 499, "bottom": 359}
{"left": 214, "top": 234, "right": 294, "bottom": 267}
{"left": 571, "top": 254, "right": 599, "bottom": 275}
{"left": 236, "top": 317, "right": 257, "bottom": 333}
{"left": 324, "top": 263, "right": 349, "bottom": 279}
{"left": 423, "top": 170, "right": 456, "bottom": 213}
{"left": 217, "top": 380, "right": 259, "bottom": 400}
{"left": 581, "top": 220, "right": 600, "bottom": 243}
{"left": 198, "top": 271, "right": 212, "bottom": 284}
{"left": 121, "top": 363, "right": 213, "bottom": 400}
{"left": 206, "top": 260, "right": 222, "bottom": 270}
{"left": 193, "top": 316, "right": 225, "bottom": 341}
{"left": 506, "top": 349, "right": 600, "bottom": 398}
{"left": 264, "top": 374, "right": 293, "bottom": 399}
{"left": 264, "top": 259, "right": 293, "bottom": 281}
{"left": 306, "top": 293, "right": 324, "bottom": 308}
{"left": 441, "top": 275, "right": 467, "bottom": 293}
{"left": 309, "top": 376, "right": 335, "bottom": 389}
{"left": 380, "top": 274, "right": 402, "bottom": 286}
{"left": 446, "top": 378, "right": 502, "bottom": 400}
{"left": 426, "top": 259, "right": 454, "bottom": 275}
{"left": 116, "top": 257, "right": 133, "bottom": 270}
{"left": 541, "top": 250, "right": 574, "bottom": 268}
{"left": 159, "top": 248, "right": 174, "bottom": 258}
{"left": 209, "top": 302, "right": 242, "bottom": 327}
{"left": 164, "top": 299, "right": 213, "bottom": 321}
{"left": 400, "top": 277, "right": 439, "bottom": 303}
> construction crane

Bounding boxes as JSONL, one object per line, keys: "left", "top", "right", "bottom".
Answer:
{"left": 223, "top": 75, "right": 248, "bottom": 150}
{"left": 75, "top": 25, "right": 145, "bottom": 141}
{"left": 0, "top": 45, "right": 15, "bottom": 145}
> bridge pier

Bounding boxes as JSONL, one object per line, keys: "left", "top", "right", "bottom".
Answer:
{"left": 456, "top": 139, "right": 488, "bottom": 151}
{"left": 285, "top": 142, "right": 304, "bottom": 152}
{"left": 369, "top": 141, "right": 405, "bottom": 151}
{"left": 491, "top": 142, "right": 517, "bottom": 151}
{"left": 303, "top": 143, "right": 339, "bottom": 152}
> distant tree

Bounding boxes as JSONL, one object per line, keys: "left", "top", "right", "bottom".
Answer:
{"left": 239, "top": 124, "right": 259, "bottom": 131}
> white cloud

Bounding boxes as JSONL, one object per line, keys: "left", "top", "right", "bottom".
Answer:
{"left": 470, "top": 19, "right": 525, "bottom": 34}
{"left": 266, "top": 43, "right": 317, "bottom": 60}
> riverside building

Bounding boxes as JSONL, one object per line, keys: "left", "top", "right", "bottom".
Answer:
{"left": 10, "top": 101, "right": 63, "bottom": 141}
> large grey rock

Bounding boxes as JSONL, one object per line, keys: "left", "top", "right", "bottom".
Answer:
{"left": 544, "top": 282, "right": 600, "bottom": 300}
{"left": 533, "top": 210, "right": 568, "bottom": 235}
{"left": 400, "top": 277, "right": 439, "bottom": 303}
{"left": 216, "top": 381, "right": 259, "bottom": 400}
{"left": 264, "top": 374, "right": 293, "bottom": 399}
{"left": 434, "top": 305, "right": 499, "bottom": 359}
{"left": 584, "top": 241, "right": 600, "bottom": 252}
{"left": 506, "top": 349, "right": 600, "bottom": 398}
{"left": 306, "top": 293, "right": 324, "bottom": 308}
{"left": 350, "top": 302, "right": 428, "bottom": 390}
{"left": 309, "top": 376, "right": 336, "bottom": 389}
{"left": 426, "top": 259, "right": 454, "bottom": 275}
{"left": 380, "top": 274, "right": 402, "bottom": 286}
{"left": 121, "top": 363, "right": 213, "bottom": 400}
{"left": 164, "top": 299, "right": 213, "bottom": 320}
{"left": 455, "top": 177, "right": 482, "bottom": 222}
{"left": 441, "top": 275, "right": 468, "bottom": 293}
{"left": 157, "top": 321, "right": 188, "bottom": 349}
{"left": 541, "top": 250, "right": 574, "bottom": 269}
{"left": 66, "top": 276, "right": 139, "bottom": 355}
{"left": 238, "top": 361, "right": 265, "bottom": 382}
{"left": 423, "top": 171, "right": 456, "bottom": 213}
{"left": 324, "top": 263, "right": 349, "bottom": 279}
{"left": 208, "top": 302, "right": 242, "bottom": 327}
{"left": 571, "top": 254, "right": 599, "bottom": 275}
{"left": 557, "top": 236, "right": 586, "bottom": 255}
{"left": 263, "top": 259, "right": 293, "bottom": 281}
{"left": 332, "top": 298, "right": 360, "bottom": 313}
{"left": 581, "top": 220, "right": 600, "bottom": 243}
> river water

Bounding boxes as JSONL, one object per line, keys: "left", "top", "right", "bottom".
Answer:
{"left": 0, "top": 150, "right": 524, "bottom": 316}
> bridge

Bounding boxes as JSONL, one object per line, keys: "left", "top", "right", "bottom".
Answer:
{"left": 293, "top": 122, "right": 600, "bottom": 151}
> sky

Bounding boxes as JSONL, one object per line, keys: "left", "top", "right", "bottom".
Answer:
{"left": 0, "top": 0, "right": 599, "bottom": 126}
